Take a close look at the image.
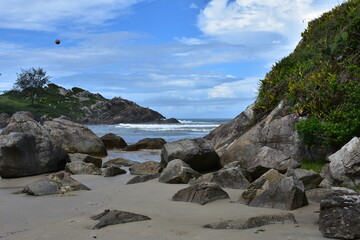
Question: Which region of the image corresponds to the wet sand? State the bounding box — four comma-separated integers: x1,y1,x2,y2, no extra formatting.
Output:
0,170,326,240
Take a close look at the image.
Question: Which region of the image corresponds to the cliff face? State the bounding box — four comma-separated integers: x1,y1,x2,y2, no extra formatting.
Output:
0,84,172,124
207,0,360,164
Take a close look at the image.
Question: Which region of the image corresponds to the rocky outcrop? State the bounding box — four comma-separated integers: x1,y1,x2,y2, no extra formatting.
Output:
319,193,360,239
172,182,230,205
191,165,250,189
218,102,304,167
249,176,308,210
204,213,297,230
23,171,90,196
129,161,162,175
65,161,102,175
322,137,360,188
286,168,323,190
205,103,254,155
100,133,127,149
102,158,140,168
102,166,126,177
91,210,151,229
0,132,68,178
68,153,102,168
159,159,201,184
43,118,107,156
161,138,221,172
124,138,166,151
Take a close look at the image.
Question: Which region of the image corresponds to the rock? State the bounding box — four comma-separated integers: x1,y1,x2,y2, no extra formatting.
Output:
204,213,297,229
91,209,151,229
161,138,221,172
0,112,10,128
220,102,304,167
0,132,68,178
69,153,102,168
239,169,285,204
129,161,162,175
100,133,127,149
159,118,180,124
286,168,323,190
102,158,140,168
172,182,230,205
65,161,102,175
43,118,107,156
23,171,90,196
245,146,300,173
306,187,358,203
205,103,254,156
23,178,59,196
319,193,360,239
191,165,250,189
326,137,360,188
249,176,308,210
102,167,126,177
159,159,201,184
124,138,166,151
126,174,160,184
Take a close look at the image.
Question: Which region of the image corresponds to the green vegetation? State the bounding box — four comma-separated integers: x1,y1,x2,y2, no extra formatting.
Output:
300,159,325,173
254,0,360,150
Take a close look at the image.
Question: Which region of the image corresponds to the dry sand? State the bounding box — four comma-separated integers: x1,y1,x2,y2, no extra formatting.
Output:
0,172,326,240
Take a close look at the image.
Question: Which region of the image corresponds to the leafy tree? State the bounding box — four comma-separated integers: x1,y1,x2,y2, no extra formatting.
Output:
14,67,51,106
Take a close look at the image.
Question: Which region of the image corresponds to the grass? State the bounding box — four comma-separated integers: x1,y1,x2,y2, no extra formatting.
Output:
300,159,325,173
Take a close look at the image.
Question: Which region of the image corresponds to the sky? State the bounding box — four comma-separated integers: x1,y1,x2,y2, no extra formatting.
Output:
0,0,341,119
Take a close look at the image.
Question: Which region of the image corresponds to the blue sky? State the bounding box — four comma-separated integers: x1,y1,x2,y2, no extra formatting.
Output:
0,0,341,118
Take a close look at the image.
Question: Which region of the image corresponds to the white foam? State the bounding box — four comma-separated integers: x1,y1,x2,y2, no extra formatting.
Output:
115,123,220,132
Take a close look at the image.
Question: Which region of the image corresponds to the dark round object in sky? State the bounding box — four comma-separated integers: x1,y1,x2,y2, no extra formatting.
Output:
55,39,60,44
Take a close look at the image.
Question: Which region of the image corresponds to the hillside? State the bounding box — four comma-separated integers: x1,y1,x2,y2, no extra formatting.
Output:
0,83,176,124
253,0,360,150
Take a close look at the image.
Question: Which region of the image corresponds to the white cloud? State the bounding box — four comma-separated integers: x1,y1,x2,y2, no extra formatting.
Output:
189,3,199,9
208,77,259,99
175,37,208,45
0,0,146,31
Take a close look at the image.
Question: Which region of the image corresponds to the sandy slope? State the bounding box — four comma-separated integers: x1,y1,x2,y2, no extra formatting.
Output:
0,173,326,240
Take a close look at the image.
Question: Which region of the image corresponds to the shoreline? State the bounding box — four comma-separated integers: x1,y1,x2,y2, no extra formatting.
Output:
0,173,325,240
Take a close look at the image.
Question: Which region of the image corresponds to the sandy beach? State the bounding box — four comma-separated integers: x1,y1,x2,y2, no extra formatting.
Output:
0,169,326,240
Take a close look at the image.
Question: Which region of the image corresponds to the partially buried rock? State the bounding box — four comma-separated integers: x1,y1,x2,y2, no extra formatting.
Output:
65,161,102,175
23,171,90,196
68,153,102,168
102,158,140,168
191,165,250,189
249,176,308,210
319,193,360,239
204,213,297,229
129,161,162,175
102,167,126,177
159,159,201,184
172,182,229,205
91,209,151,229
100,133,127,149
126,174,160,184
124,138,166,151
161,138,220,172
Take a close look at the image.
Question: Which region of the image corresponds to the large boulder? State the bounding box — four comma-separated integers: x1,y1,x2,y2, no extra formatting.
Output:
306,187,358,203
0,113,11,128
102,166,126,177
124,138,166,151
245,146,300,172
68,153,102,168
159,159,201,184
220,102,304,167
0,132,68,178
100,133,127,149
322,137,360,188
43,118,107,156
23,171,90,196
239,169,285,204
129,161,162,175
172,182,230,205
205,103,254,156
249,176,308,210
161,138,221,172
286,168,323,190
319,193,360,239
191,165,250,189
65,161,102,175
102,158,140,168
